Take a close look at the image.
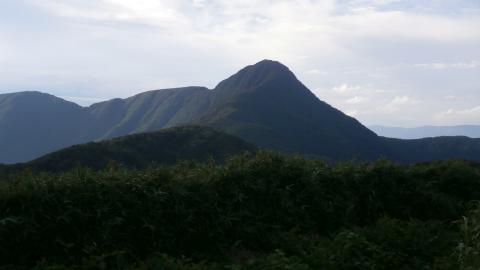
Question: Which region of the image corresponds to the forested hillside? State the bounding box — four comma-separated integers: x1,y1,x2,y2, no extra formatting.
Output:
8,126,255,173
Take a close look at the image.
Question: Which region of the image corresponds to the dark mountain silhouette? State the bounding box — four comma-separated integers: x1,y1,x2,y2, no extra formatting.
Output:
0,126,255,173
382,136,480,163
0,60,479,164
199,60,383,159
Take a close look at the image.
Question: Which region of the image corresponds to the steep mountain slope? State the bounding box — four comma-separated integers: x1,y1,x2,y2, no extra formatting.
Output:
85,87,211,140
370,125,480,139
202,60,383,159
3,126,255,172
0,60,479,164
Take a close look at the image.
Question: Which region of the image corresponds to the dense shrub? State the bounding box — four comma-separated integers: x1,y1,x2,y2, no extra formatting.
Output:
0,151,479,269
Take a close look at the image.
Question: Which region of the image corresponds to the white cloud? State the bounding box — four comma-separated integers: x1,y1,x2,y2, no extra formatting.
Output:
192,0,207,9
414,60,480,70
346,96,369,104
332,8,480,42
333,83,362,94
0,0,479,126
438,106,480,116
391,95,412,104
306,69,327,75
32,0,480,47
435,106,480,124
331,83,390,96
33,0,184,26
345,109,359,117
380,95,420,113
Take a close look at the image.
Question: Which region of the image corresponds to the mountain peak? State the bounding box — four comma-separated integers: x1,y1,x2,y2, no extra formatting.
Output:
213,59,297,95
0,91,47,99
251,59,289,69
0,91,80,107
243,59,292,79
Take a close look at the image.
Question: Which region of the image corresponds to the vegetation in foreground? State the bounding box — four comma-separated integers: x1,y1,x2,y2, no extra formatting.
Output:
1,151,479,269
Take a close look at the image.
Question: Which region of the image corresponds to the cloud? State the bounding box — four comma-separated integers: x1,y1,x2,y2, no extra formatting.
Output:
380,95,420,113
346,96,369,104
306,69,327,75
345,109,359,117
437,106,480,117
33,0,185,27
391,95,412,104
434,106,480,124
32,0,480,45
332,83,390,95
413,60,480,70
333,83,363,94
0,0,479,126
332,7,480,42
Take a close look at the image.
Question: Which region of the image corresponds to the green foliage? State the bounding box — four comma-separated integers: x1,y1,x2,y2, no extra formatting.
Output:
0,151,479,269
456,202,480,270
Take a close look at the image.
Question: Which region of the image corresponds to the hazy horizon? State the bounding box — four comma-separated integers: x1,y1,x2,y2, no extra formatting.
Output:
1,0,479,127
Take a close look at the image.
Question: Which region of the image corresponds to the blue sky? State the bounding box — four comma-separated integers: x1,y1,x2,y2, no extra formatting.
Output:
0,0,479,126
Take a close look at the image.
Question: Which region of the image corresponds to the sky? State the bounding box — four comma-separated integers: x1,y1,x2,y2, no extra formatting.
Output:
0,0,479,127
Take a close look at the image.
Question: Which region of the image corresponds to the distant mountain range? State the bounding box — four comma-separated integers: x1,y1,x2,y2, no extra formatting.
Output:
1,59,479,164
370,125,480,139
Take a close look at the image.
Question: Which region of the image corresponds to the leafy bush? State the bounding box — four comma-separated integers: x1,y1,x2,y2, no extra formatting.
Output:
456,202,480,270
0,151,479,269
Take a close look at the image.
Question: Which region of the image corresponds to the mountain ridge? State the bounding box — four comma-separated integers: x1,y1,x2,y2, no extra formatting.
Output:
0,126,256,173
1,59,479,164
370,124,480,139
